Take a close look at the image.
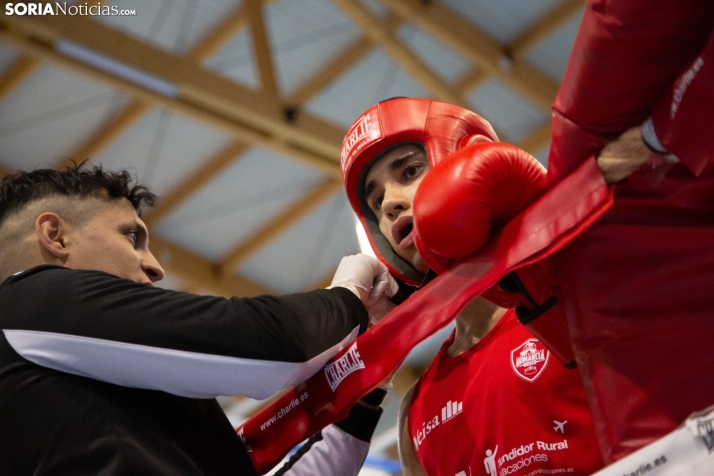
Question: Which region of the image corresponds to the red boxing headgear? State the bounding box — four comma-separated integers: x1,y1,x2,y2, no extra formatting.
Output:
340,97,498,285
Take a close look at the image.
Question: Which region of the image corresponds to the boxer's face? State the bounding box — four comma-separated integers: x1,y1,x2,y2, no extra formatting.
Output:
364,144,429,273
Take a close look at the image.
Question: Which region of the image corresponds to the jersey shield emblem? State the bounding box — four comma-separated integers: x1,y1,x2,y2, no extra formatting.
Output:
510,338,550,382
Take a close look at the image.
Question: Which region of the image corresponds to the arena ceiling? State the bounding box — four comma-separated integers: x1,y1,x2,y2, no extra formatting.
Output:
0,0,585,471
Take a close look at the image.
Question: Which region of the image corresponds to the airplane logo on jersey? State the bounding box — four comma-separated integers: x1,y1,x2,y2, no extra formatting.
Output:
510,338,550,382
554,420,567,433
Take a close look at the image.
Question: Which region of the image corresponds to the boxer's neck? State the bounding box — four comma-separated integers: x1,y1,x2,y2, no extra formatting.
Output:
447,297,506,357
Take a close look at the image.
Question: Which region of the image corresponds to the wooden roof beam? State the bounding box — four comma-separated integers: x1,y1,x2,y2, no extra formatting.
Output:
219,180,340,275
0,0,113,105
518,122,552,156
0,14,344,176
125,3,271,224
454,67,489,96
377,0,559,110
65,99,151,166
312,269,336,291
151,237,275,298
64,1,270,167
0,55,39,104
144,141,250,227
246,0,279,96
63,1,270,238
186,5,250,62
509,0,585,60
287,36,373,108
187,0,275,63
286,14,404,108
334,0,467,108
0,7,285,299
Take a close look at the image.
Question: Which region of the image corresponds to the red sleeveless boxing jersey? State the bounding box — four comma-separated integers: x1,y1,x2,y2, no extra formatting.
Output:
408,310,603,476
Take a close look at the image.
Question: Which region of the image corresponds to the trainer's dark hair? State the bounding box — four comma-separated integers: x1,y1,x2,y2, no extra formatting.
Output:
0,161,157,226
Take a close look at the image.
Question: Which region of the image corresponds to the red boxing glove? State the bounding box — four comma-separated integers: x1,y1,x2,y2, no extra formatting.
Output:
413,142,546,271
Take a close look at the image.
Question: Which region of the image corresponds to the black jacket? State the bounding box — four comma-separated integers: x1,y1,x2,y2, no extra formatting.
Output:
0,265,370,475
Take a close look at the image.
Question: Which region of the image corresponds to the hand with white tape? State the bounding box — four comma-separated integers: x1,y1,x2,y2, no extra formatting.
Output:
328,254,399,306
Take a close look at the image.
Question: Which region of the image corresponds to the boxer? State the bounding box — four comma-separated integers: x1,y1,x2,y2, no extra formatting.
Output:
340,97,604,476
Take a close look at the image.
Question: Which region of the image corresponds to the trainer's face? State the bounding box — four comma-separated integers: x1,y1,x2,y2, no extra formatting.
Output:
63,198,165,286
364,144,430,273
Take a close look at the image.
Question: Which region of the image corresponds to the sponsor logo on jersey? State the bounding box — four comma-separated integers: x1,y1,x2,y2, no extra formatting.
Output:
441,399,463,423
484,447,498,475
496,440,569,475
510,338,550,382
324,343,365,391
412,400,464,450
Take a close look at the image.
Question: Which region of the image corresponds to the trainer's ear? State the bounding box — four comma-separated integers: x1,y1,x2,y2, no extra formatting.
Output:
35,212,69,259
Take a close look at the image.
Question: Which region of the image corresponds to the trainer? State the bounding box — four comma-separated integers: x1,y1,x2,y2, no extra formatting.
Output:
0,164,395,475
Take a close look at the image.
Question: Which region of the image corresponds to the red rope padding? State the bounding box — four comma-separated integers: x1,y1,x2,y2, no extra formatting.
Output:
237,157,613,474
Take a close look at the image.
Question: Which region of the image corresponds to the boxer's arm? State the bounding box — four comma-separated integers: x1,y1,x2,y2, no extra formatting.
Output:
0,265,368,399
399,385,429,476
273,426,370,476
548,0,714,183
273,393,385,476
